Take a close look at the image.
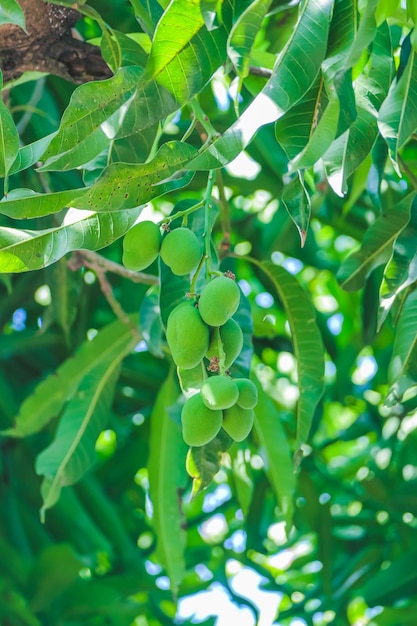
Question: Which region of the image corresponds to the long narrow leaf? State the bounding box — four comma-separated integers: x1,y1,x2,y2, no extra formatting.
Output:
337,193,414,291
148,371,188,596
385,289,417,407
36,345,132,518
1,317,138,437
253,375,296,531
260,261,324,452
227,0,272,79
378,47,417,172
1,142,197,220
188,0,334,170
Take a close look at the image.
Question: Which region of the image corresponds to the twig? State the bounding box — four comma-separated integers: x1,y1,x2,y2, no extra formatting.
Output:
215,170,232,258
248,66,273,79
69,250,159,285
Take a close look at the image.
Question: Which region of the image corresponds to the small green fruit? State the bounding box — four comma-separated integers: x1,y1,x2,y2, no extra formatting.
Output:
181,393,223,446
166,302,209,369
160,227,202,275
201,375,239,410
222,405,254,442
122,221,161,271
206,318,243,368
235,378,258,409
198,275,241,327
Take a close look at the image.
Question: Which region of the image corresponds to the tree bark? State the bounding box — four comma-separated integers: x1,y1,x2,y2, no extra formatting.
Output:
0,0,112,84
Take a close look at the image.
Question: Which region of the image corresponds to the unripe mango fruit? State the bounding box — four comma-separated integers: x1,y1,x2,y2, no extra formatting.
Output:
222,405,254,442
235,378,258,409
206,318,243,368
160,227,202,275
201,375,239,410
166,303,209,369
181,393,223,446
122,220,161,271
198,275,240,327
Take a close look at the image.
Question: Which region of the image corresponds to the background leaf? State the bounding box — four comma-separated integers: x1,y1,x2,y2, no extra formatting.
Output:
260,261,324,451
148,371,188,596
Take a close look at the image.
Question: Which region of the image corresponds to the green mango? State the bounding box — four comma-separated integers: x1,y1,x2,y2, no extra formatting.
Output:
198,275,240,327
122,220,161,271
206,318,243,368
166,302,209,369
222,405,254,442
201,375,239,410
235,378,258,409
181,393,223,446
160,227,202,275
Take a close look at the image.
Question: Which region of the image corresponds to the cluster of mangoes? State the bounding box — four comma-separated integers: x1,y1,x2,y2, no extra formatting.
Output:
122,220,202,276
166,274,258,446
122,221,258,446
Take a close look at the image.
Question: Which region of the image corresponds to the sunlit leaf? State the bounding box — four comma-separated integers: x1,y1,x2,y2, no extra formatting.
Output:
1,142,197,220
227,0,272,80
378,47,417,172
0,207,141,273
188,0,334,170
148,371,188,596
0,0,26,28
0,84,20,180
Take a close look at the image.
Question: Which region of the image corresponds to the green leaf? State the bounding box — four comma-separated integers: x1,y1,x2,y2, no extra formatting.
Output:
186,428,233,496
148,371,188,597
0,207,141,273
280,171,311,246
1,317,138,437
324,22,393,196
227,0,272,80
200,0,223,30
359,547,417,606
253,375,296,530
146,0,203,77
36,354,124,518
188,0,334,170
9,134,56,176
0,89,20,179
378,47,417,172
385,289,417,407
260,261,324,451
40,16,227,170
1,142,197,220
0,0,26,29
379,196,417,328
337,194,414,291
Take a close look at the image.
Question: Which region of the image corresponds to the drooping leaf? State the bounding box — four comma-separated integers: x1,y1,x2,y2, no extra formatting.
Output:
139,286,165,358
42,258,82,345
324,22,393,195
227,0,272,80
260,261,324,452
378,47,417,172
337,193,414,291
0,85,20,180
188,0,334,170
280,171,311,246
1,142,197,220
385,289,417,407
36,342,133,518
186,428,233,496
0,207,142,273
378,196,417,328
148,371,188,597
253,375,296,530
359,547,417,606
0,0,26,29
40,13,228,170
1,317,138,437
